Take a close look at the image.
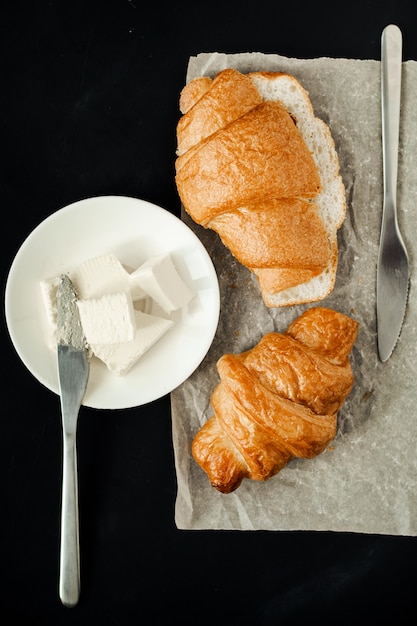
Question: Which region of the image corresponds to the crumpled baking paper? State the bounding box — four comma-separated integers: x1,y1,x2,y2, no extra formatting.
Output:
170,52,417,535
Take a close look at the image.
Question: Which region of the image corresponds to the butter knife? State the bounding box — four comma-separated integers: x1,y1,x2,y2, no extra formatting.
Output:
377,24,409,362
56,274,90,607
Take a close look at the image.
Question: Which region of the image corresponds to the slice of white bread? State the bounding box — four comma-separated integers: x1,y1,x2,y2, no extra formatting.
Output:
176,69,346,307
248,71,346,306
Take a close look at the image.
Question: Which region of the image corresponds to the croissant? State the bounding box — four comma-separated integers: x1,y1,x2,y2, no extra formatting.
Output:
192,307,358,493
175,68,346,307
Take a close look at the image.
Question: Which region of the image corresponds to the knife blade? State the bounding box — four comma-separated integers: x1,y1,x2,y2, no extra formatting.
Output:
376,24,409,362
56,274,89,607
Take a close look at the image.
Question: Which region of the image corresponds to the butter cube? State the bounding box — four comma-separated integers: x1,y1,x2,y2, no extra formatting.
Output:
70,253,131,300
130,254,194,313
76,292,136,344
91,310,174,375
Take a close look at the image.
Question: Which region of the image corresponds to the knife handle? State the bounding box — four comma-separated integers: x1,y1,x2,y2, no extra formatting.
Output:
59,432,80,607
381,24,402,213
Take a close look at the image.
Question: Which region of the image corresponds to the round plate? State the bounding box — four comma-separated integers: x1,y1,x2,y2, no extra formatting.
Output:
5,196,220,409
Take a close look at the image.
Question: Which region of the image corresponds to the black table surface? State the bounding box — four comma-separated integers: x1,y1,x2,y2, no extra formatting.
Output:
2,1,416,624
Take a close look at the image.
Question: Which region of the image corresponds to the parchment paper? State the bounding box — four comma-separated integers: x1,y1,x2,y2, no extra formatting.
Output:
170,52,417,535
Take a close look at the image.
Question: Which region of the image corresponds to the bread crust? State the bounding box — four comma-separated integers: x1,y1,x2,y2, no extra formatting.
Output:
177,68,262,156
175,68,346,306
192,307,358,493
209,197,328,270
176,100,321,225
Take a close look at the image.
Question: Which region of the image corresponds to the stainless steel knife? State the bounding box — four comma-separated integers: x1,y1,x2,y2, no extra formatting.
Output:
377,24,409,362
56,274,90,607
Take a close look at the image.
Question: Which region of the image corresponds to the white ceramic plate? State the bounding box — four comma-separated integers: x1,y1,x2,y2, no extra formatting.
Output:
5,196,220,409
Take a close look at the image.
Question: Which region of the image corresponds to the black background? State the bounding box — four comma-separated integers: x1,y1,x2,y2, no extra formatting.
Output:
2,1,416,624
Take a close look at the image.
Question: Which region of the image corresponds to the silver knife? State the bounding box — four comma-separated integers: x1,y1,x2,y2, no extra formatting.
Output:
376,24,409,362
56,274,90,607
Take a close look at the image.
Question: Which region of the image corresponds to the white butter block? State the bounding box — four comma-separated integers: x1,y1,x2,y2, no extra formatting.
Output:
76,292,136,344
130,254,194,313
70,253,131,300
40,275,60,326
91,310,174,376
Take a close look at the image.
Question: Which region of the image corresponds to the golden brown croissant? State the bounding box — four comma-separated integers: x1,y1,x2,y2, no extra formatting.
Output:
192,307,358,493
175,68,346,307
